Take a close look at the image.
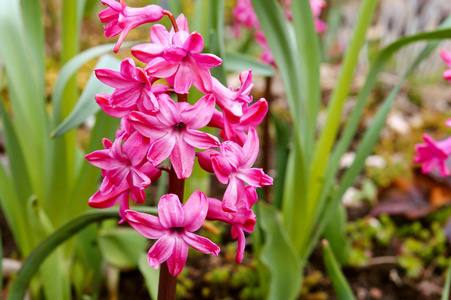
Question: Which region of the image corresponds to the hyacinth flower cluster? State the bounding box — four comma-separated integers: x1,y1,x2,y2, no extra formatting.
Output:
413,48,451,177
86,0,273,276
232,0,327,66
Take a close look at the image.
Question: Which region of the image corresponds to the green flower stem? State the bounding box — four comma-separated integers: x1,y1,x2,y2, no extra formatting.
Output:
6,208,157,300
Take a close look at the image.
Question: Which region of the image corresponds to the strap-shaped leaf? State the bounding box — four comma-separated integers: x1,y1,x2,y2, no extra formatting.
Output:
51,55,121,138
51,42,135,127
258,203,302,300
305,27,451,260
224,52,275,77
6,207,157,300
322,240,356,300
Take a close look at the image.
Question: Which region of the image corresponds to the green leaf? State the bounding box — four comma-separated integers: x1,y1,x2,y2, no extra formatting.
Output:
224,52,275,77
306,0,377,256
258,203,302,300
167,0,182,16
208,0,226,84
20,0,45,92
305,26,451,261
51,42,135,128
323,204,350,265
51,55,121,138
322,240,356,300
138,252,160,300
6,207,157,300
442,260,451,300
271,112,290,209
251,0,308,259
0,96,32,205
98,228,148,269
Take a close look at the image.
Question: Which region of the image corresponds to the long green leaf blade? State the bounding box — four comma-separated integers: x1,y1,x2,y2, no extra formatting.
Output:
51,55,121,137
322,240,356,300
259,203,302,300
6,207,157,300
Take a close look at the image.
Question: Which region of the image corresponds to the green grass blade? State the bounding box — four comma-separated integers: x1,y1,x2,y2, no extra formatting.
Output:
322,240,356,300
224,52,275,77
259,203,302,300
6,207,158,300
51,55,121,138
442,261,451,300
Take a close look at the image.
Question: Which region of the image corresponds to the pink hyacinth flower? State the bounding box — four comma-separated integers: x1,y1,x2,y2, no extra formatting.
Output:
211,70,254,123
132,14,190,64
207,186,257,263
440,49,451,82
86,132,161,220
99,0,164,52
145,30,222,94
95,58,168,114
209,99,268,145
129,94,220,179
125,191,220,276
199,128,273,212
413,134,451,177
232,0,260,38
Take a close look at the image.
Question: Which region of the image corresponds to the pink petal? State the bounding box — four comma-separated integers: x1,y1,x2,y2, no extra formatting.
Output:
186,56,213,94
128,111,169,139
89,184,129,209
197,150,218,173
164,45,188,63
158,194,185,228
182,32,204,53
156,94,181,126
231,226,246,263
125,210,166,239
173,63,193,94
166,236,189,276
148,133,177,165
85,149,120,170
240,99,268,129
180,94,215,129
190,52,222,69
95,68,129,88
148,234,175,269
145,57,179,78
222,176,241,212
241,128,259,169
96,94,131,118
220,141,243,169
211,154,233,184
183,190,208,232
184,129,220,150
150,24,170,45
131,43,164,63
236,168,273,187
122,131,149,165
170,135,195,179
182,231,220,256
